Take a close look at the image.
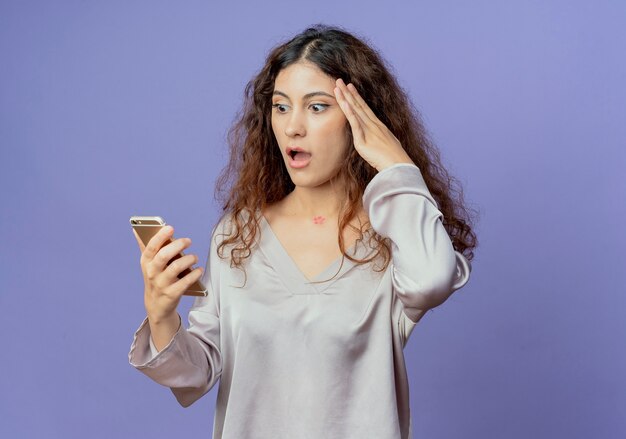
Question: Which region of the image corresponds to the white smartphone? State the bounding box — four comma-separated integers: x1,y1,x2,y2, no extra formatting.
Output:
129,215,207,297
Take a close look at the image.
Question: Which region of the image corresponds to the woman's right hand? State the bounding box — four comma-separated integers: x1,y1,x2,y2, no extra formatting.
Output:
132,225,204,323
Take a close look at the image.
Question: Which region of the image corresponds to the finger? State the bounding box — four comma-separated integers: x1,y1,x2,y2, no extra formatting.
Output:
336,79,377,127
144,225,174,261
335,86,366,144
335,86,366,133
153,237,192,274
163,253,198,283
346,82,385,128
170,266,204,296
132,229,146,254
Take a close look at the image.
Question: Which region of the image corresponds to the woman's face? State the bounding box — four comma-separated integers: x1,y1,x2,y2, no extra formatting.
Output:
271,61,351,187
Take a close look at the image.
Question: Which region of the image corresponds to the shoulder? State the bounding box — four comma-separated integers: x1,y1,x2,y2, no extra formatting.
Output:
211,208,263,247
211,212,234,248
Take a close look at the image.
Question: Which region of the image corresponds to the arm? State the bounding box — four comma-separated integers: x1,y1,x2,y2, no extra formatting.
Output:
128,221,224,407
363,163,471,322
148,311,182,352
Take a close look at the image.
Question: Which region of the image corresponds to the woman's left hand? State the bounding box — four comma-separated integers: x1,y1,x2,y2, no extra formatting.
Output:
334,78,415,172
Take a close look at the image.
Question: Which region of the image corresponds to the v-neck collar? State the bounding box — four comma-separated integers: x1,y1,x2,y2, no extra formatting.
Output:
258,214,374,295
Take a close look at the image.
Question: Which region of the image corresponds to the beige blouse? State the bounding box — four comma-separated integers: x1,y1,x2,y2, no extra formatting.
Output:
128,163,472,438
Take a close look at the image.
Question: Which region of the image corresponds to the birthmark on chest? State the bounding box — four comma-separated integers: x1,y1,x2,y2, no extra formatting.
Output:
312,215,326,225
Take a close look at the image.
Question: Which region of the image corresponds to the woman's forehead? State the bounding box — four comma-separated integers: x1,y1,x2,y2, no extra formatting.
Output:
274,62,335,95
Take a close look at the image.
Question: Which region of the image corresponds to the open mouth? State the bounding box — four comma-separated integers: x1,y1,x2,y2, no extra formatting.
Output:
288,150,312,161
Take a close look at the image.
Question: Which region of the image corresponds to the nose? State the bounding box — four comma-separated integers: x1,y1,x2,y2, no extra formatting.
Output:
284,108,306,138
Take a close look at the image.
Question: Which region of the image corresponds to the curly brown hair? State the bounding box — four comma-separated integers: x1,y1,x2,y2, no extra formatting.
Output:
213,23,479,287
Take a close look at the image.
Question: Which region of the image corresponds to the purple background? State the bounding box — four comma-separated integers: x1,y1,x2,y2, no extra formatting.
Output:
1,1,624,438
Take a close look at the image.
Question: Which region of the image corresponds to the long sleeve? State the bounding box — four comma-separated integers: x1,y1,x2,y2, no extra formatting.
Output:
127,221,224,407
362,163,471,322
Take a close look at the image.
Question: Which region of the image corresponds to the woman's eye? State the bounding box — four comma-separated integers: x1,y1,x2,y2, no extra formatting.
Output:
271,103,328,113
310,103,328,113
272,103,287,113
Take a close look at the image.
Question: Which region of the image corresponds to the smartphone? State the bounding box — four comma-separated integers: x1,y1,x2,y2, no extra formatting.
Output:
129,215,207,297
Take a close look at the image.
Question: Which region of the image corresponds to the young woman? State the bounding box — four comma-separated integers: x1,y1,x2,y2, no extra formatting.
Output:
129,24,478,439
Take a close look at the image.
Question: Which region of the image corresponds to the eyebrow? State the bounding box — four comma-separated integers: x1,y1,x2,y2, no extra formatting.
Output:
272,90,335,100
